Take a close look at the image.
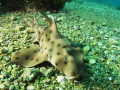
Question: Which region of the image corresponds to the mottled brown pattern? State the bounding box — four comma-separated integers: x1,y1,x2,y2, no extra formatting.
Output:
11,13,85,78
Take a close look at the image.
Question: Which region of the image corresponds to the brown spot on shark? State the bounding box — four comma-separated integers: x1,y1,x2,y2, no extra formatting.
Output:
11,12,85,78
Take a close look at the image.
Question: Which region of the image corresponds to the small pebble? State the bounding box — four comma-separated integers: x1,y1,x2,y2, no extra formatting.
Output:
83,46,90,52
11,16,17,21
0,84,5,89
27,85,35,90
15,26,24,31
56,76,68,83
89,59,96,64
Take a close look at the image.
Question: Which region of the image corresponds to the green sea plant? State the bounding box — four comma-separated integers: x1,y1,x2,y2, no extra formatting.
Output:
1,0,68,12
11,12,85,79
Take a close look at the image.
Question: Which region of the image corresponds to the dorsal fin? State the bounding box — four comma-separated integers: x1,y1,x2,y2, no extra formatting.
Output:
49,21,57,32
39,11,57,32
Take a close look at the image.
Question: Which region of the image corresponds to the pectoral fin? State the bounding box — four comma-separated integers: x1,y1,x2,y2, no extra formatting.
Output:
11,44,47,67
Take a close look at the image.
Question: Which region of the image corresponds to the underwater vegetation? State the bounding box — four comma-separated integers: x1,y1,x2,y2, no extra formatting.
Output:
0,0,68,12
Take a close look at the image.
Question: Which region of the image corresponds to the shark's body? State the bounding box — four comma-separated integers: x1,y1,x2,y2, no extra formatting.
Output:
11,13,85,78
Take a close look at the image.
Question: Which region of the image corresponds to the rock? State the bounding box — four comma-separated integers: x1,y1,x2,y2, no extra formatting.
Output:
27,85,35,90
89,58,96,64
15,26,24,31
83,46,90,52
21,68,41,81
0,84,5,89
56,76,68,83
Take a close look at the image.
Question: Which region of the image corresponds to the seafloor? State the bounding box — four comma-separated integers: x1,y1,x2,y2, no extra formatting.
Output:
0,1,120,90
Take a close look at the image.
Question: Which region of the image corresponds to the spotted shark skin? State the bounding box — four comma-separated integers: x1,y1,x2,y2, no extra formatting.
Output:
11,13,85,78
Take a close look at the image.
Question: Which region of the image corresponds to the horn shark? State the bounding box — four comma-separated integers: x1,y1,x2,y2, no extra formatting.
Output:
11,12,85,79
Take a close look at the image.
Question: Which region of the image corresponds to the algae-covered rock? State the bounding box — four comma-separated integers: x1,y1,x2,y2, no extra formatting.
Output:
1,0,68,12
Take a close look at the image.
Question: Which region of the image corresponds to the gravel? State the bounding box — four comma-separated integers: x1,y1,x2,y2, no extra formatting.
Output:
0,1,120,89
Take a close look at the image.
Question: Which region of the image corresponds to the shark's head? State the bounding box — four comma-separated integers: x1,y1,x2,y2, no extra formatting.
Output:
52,47,85,78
